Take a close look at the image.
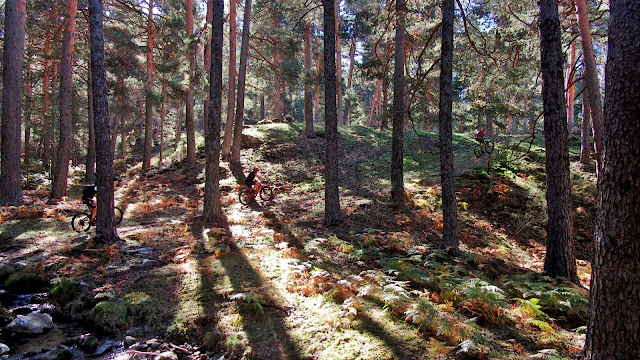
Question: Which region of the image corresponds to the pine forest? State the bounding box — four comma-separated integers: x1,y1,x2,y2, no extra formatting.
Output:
0,0,639,359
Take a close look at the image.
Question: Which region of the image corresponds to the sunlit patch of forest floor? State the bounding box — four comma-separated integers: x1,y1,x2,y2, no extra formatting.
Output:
0,123,596,359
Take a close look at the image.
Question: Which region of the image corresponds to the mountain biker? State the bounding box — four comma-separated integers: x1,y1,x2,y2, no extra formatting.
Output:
245,167,262,194
82,184,98,223
475,128,487,144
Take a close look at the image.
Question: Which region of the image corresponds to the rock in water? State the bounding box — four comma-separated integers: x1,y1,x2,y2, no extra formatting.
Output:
6,313,55,334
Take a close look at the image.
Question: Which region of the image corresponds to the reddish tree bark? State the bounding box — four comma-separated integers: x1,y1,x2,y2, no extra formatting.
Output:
580,92,592,165
51,0,78,199
143,0,155,172
185,0,197,168
575,0,604,174
303,22,315,138
42,33,52,171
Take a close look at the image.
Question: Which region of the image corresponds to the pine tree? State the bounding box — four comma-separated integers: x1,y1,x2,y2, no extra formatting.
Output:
89,0,118,243
204,0,224,224
439,0,458,253
585,1,640,357
0,0,27,206
538,0,578,283
323,0,343,226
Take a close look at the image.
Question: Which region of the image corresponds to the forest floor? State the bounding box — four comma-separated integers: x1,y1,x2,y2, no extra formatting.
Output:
0,123,596,359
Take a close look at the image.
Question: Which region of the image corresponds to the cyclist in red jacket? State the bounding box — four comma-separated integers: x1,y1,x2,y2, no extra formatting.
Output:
475,128,487,144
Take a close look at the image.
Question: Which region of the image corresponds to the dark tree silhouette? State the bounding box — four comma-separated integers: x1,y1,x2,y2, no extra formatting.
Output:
391,0,405,206
0,0,26,206
204,0,224,224
585,1,640,358
538,0,577,282
89,0,118,242
323,0,343,226
230,0,253,172
143,0,155,172
439,0,458,252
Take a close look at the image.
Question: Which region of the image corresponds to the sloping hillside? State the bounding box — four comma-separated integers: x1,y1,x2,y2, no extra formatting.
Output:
0,123,595,359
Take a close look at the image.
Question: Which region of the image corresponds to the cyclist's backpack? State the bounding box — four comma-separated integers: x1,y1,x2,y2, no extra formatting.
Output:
245,170,256,186
82,185,97,200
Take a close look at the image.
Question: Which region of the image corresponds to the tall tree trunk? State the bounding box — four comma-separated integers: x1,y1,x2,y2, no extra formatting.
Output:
50,62,60,177
42,33,52,172
185,0,197,168
566,41,576,129
323,0,343,226
202,0,213,138
314,54,321,124
391,0,405,205
204,0,224,224
347,41,356,88
303,22,315,138
260,94,265,120
230,0,252,170
89,0,118,242
585,2,640,357
160,81,167,166
176,100,184,153
23,70,33,182
86,68,96,183
538,0,578,282
369,78,381,126
143,0,155,172
439,0,458,252
334,0,343,125
272,15,282,120
580,94,591,165
222,0,237,158
485,110,494,138
381,74,389,128
575,0,604,174
51,0,78,199
119,78,126,160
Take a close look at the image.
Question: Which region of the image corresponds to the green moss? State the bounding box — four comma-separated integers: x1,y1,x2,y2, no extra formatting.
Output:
5,269,48,294
91,300,129,334
49,278,81,305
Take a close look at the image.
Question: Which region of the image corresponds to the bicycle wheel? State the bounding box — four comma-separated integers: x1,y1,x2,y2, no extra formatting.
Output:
114,207,123,226
259,186,274,201
71,213,92,232
484,140,495,154
474,143,484,157
239,189,253,205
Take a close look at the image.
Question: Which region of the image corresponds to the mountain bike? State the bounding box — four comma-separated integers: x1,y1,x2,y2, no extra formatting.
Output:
474,139,495,157
72,207,123,232
239,184,275,205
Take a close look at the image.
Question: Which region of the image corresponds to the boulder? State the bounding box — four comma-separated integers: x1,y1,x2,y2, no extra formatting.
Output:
6,313,55,334
0,343,10,355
